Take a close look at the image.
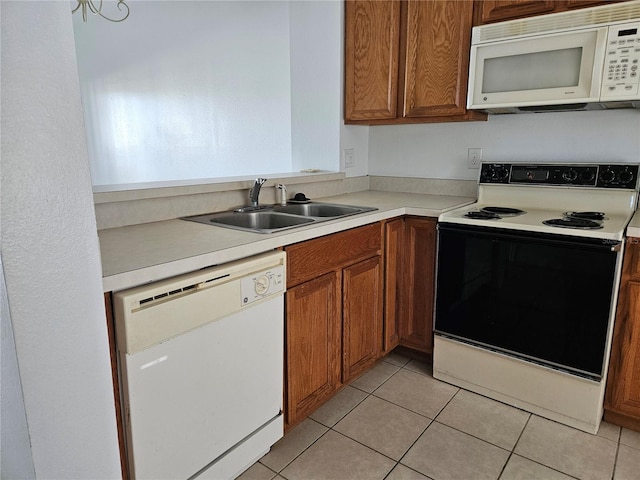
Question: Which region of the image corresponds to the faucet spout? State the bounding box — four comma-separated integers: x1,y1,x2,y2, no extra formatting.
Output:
249,178,267,207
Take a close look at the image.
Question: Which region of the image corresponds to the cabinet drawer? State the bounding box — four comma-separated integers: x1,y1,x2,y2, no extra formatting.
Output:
285,223,382,287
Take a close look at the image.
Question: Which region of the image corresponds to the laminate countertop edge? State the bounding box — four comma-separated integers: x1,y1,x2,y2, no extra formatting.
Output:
99,191,476,292
626,208,640,238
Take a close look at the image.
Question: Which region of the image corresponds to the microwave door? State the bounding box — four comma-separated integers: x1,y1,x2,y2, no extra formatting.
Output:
467,28,608,110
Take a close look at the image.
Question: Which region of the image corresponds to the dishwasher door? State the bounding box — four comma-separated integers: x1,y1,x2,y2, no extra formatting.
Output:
114,251,286,480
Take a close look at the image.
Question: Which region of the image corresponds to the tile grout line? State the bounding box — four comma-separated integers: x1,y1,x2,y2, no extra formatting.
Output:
267,357,409,475
259,418,332,476
495,413,532,480
269,361,411,479
265,354,631,480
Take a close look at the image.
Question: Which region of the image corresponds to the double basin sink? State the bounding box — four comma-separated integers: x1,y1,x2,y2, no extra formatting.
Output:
183,202,378,234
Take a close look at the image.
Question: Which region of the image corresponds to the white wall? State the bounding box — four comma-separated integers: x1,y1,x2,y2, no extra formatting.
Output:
290,1,342,173
1,255,35,480
74,1,294,186
368,110,640,179
74,1,344,187
1,1,121,478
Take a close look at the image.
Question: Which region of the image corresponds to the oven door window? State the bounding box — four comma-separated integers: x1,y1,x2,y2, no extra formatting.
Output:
435,224,618,379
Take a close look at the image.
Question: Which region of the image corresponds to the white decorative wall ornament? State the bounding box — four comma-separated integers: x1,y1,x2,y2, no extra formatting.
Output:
72,0,129,22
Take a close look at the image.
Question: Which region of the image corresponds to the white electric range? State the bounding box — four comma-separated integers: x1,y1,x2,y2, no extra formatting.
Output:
434,162,639,434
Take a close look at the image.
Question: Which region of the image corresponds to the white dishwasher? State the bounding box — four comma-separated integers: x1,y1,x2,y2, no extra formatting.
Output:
114,251,286,480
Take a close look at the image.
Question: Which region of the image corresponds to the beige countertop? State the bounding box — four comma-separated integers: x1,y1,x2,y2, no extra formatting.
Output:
99,191,475,292
627,209,640,238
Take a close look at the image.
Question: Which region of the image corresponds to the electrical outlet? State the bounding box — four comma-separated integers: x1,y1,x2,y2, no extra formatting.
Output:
468,148,482,169
344,148,355,169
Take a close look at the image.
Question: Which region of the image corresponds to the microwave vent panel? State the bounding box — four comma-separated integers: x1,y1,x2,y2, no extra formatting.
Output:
474,0,640,44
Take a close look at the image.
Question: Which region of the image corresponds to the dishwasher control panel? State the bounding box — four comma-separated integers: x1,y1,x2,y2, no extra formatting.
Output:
241,265,285,305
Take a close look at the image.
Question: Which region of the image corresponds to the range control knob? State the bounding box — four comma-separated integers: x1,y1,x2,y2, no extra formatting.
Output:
579,169,595,183
618,168,635,185
254,275,270,295
562,168,578,182
599,168,616,184
484,167,496,180
496,166,509,180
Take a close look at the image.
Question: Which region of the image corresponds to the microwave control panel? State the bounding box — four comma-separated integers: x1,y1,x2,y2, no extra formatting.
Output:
602,22,640,99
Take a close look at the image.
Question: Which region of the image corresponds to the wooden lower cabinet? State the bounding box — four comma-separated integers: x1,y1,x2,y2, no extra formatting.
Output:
383,218,405,353
399,217,438,354
383,216,438,355
284,223,384,428
285,272,342,426
343,256,384,382
604,239,640,431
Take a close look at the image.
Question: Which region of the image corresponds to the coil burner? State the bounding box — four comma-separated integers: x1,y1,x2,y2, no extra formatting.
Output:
542,218,603,230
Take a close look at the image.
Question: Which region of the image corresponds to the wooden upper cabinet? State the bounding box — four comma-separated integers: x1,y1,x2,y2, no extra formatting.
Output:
477,0,556,24
344,0,401,121
403,0,474,117
475,0,628,25
344,0,486,125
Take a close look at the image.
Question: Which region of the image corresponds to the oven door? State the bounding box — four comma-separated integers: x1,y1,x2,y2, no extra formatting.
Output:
434,223,620,380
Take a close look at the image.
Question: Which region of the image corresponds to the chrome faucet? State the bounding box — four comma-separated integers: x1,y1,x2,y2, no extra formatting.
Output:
248,178,267,207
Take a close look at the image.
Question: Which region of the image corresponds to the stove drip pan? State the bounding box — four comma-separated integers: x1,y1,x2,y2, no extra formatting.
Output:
542,218,603,230
564,211,607,221
465,211,501,220
481,207,526,216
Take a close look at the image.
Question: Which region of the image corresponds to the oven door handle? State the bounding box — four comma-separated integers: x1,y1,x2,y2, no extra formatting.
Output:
437,223,621,252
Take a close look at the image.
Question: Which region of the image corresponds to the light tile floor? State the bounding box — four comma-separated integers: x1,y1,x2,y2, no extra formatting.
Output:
239,352,640,480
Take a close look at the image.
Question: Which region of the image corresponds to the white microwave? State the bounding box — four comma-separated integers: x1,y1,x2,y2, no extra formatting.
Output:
467,1,640,113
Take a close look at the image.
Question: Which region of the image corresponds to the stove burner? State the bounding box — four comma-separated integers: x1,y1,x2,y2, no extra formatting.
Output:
481,206,526,216
564,211,607,221
465,211,501,220
542,218,603,230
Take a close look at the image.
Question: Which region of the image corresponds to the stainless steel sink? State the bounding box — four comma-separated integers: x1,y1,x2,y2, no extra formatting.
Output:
272,203,374,217
182,202,377,234
189,211,315,234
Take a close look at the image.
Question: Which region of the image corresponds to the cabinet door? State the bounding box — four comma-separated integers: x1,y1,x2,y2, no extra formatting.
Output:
345,0,401,121
400,217,437,353
342,256,384,382
605,241,640,430
402,0,474,117
384,218,404,353
566,0,621,9
286,272,342,428
477,0,556,24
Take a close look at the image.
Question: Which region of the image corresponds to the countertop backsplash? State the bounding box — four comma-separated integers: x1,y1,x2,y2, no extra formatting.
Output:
93,174,476,230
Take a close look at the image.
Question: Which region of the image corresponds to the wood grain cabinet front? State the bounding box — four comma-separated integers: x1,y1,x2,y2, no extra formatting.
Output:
342,256,384,383
284,223,384,428
383,218,405,353
604,239,640,432
285,272,342,427
400,217,438,354
345,0,486,125
383,216,438,355
475,0,629,24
